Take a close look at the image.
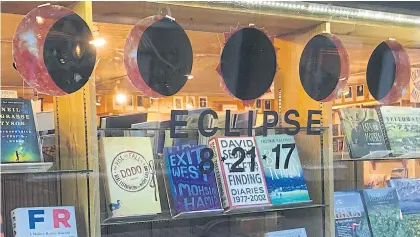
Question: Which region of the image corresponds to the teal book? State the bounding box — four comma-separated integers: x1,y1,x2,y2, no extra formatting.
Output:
1,98,41,163
362,188,403,237
334,191,371,237
256,134,310,205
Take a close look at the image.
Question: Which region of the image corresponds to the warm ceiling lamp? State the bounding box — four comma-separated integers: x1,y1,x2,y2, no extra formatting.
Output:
89,38,106,47
115,93,127,104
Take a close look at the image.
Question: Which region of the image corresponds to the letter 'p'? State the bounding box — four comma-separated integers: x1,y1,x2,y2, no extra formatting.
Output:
53,209,71,228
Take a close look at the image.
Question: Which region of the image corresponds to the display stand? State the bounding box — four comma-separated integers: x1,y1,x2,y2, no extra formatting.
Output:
0,162,53,174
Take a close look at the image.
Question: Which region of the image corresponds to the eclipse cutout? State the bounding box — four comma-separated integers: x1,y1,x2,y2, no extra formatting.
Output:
124,16,193,98
220,27,276,101
299,33,349,102
13,5,96,96
366,40,410,104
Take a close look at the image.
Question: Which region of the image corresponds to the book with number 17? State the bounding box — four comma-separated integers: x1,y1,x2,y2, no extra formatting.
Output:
256,134,311,205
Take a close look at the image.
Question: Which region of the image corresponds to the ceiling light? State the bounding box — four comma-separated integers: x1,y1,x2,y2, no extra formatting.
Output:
89,38,106,47
187,75,194,80
115,93,127,104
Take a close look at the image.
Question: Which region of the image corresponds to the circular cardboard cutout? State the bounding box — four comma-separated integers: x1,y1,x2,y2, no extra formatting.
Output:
220,27,276,101
299,33,349,102
124,16,193,98
13,5,96,96
366,40,410,104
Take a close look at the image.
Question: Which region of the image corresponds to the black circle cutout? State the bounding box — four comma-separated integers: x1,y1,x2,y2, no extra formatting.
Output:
366,42,396,101
43,14,96,94
220,28,276,101
299,35,342,101
137,18,193,96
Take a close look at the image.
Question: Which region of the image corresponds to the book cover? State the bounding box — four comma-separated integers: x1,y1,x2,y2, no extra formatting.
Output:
388,179,420,215
164,145,222,216
334,191,371,237
11,206,77,237
256,134,311,205
378,106,420,155
174,108,212,146
1,98,42,163
209,137,270,209
99,137,161,218
264,228,307,237
362,188,402,237
339,108,388,158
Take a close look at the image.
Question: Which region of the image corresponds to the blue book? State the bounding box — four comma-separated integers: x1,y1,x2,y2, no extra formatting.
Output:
1,98,41,163
362,188,402,237
334,191,371,237
388,179,420,216
256,134,310,205
164,145,222,216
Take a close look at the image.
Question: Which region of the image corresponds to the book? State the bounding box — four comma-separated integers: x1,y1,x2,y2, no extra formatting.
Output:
255,134,311,205
339,108,388,158
364,174,387,189
163,145,222,216
130,120,170,155
390,168,408,179
103,112,148,137
209,137,270,210
11,206,77,237
1,98,42,163
175,108,212,146
264,228,307,237
362,188,402,237
378,106,420,155
99,137,161,218
334,191,371,237
388,179,420,215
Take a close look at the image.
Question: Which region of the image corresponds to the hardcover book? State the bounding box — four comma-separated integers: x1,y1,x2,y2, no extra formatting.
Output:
99,137,161,218
334,191,371,237
209,137,270,210
11,206,77,237
256,134,311,205
339,108,388,158
163,145,222,216
387,178,420,215
264,228,307,237
1,98,42,163
362,188,402,237
378,106,420,155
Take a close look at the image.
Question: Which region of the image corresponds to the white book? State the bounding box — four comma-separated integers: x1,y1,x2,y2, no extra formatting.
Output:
11,206,77,237
99,137,161,218
264,228,307,237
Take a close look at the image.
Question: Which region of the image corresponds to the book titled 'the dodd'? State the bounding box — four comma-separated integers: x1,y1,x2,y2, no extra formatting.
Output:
209,137,270,210
1,98,41,163
164,145,222,216
339,108,387,158
12,206,77,237
362,188,402,237
99,137,161,218
334,191,371,237
256,134,311,205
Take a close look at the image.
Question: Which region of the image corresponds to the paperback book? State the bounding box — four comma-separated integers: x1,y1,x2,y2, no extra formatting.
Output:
339,108,388,158
362,188,402,237
334,191,371,237
387,178,420,215
11,206,77,237
264,228,307,237
378,106,420,155
1,98,42,163
163,145,222,216
209,137,270,210
99,137,161,218
256,134,311,205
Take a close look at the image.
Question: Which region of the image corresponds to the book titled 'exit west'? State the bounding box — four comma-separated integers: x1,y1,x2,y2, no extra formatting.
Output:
209,137,270,210
11,206,77,237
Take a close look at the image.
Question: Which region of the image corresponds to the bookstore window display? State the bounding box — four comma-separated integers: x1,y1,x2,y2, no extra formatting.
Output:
2,1,420,237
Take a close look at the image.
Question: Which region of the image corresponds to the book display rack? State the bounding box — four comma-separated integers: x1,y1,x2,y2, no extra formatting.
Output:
2,1,420,237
